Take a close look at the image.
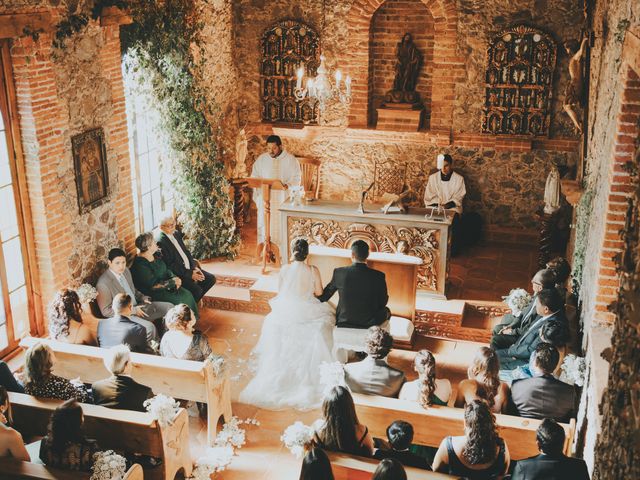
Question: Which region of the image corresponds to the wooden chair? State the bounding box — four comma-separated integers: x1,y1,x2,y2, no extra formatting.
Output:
298,156,321,200
326,452,461,480
19,337,232,446
352,393,576,461
0,458,144,480
9,392,190,480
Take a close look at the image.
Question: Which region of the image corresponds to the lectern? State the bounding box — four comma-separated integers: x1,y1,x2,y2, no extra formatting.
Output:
241,177,286,273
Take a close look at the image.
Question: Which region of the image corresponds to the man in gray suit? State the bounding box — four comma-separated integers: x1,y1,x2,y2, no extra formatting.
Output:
344,326,405,397
96,248,172,342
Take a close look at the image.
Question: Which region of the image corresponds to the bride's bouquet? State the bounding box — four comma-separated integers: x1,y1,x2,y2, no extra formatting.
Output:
502,288,532,317
281,421,320,458
559,354,586,386
76,283,98,305
90,450,127,480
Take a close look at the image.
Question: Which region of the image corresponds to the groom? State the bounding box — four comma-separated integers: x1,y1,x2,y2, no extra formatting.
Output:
318,240,390,328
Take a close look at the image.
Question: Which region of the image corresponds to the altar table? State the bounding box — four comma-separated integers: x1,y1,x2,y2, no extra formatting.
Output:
279,200,453,298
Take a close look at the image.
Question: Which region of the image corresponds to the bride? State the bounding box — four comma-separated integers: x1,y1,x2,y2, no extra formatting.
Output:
239,239,336,410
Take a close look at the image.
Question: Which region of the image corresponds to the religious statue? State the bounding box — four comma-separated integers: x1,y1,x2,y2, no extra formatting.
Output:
233,127,249,179
563,37,589,134
386,33,422,104
543,165,561,214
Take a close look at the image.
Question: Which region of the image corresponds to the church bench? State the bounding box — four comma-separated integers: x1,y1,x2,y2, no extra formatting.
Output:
352,393,576,461
0,457,143,480
325,452,461,480
9,392,190,480
19,337,232,446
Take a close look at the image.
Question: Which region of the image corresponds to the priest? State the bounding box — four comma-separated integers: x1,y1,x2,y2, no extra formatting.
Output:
250,135,301,246
424,153,467,254
423,153,466,214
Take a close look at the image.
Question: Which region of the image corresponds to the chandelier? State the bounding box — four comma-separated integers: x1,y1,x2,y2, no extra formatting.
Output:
294,55,352,114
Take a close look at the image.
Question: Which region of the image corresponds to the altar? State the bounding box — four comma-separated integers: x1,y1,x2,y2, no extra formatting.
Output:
279,200,453,298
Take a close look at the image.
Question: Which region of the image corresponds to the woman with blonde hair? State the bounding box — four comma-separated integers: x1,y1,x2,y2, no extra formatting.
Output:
160,304,212,361
455,347,509,413
398,349,451,407
48,289,95,345
23,343,91,402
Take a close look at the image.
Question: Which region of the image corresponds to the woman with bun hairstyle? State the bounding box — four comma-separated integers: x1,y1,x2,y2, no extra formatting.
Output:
240,238,337,410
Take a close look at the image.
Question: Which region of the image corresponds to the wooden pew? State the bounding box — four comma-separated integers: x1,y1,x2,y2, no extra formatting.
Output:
0,458,144,479
326,452,460,480
352,393,576,461
20,336,231,446
9,392,191,480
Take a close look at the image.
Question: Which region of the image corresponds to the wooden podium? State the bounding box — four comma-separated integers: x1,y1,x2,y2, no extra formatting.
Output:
241,177,286,273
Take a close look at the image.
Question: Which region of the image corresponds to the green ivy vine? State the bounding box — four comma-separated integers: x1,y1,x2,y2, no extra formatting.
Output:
571,186,595,298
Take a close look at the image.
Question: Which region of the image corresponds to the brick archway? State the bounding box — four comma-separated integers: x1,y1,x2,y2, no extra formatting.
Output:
344,0,462,130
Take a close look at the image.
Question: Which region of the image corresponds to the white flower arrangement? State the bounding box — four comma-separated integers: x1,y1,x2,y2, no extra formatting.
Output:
281,421,317,459
214,416,246,448
559,354,586,387
189,446,234,479
319,361,347,397
90,450,127,480
502,288,532,317
77,283,98,304
144,394,180,428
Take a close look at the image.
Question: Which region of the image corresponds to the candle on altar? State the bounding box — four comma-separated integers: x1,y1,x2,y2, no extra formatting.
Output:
345,75,352,96
296,66,304,89
335,69,342,88
307,78,315,98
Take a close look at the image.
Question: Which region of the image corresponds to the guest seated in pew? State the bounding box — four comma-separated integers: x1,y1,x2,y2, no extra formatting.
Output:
510,343,576,422
130,232,199,318
97,294,153,354
344,326,405,398
97,248,174,343
48,289,95,346
92,344,154,412
23,342,91,402
433,399,510,478
372,458,407,480
374,420,431,470
299,446,335,480
39,399,100,472
496,288,566,372
456,346,510,413
546,256,572,301
491,268,556,351
511,418,589,480
0,386,30,461
0,361,23,393
506,320,570,383
155,213,216,303
314,386,374,456
398,349,451,407
160,304,212,361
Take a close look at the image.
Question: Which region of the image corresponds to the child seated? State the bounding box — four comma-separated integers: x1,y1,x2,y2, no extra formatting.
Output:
373,420,431,470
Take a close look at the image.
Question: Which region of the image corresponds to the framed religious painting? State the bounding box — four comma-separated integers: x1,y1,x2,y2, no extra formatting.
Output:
72,127,109,214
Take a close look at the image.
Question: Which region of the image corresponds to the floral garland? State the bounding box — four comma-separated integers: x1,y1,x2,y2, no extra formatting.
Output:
90,450,127,480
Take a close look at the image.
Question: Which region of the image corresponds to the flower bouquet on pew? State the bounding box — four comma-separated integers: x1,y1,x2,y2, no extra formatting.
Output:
144,394,180,427
502,288,532,317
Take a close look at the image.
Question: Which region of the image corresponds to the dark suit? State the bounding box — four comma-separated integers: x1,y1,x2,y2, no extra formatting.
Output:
491,297,540,350
92,375,153,412
511,374,576,422
511,453,590,480
318,262,389,328
374,448,431,470
97,315,151,353
497,311,566,370
155,230,216,302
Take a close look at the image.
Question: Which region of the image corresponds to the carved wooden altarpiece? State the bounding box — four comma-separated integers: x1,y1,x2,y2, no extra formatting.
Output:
482,25,557,136
261,20,319,124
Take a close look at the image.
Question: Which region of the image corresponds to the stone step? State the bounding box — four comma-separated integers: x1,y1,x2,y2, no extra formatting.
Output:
203,284,270,315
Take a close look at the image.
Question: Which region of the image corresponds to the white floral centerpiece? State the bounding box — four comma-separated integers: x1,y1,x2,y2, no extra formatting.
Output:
502,288,532,317
144,394,180,427
319,361,347,397
559,354,586,386
90,450,127,480
77,283,98,305
281,419,323,459
189,446,234,479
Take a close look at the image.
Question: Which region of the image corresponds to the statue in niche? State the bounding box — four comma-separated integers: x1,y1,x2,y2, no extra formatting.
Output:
563,37,589,134
385,33,422,104
494,41,508,64
543,165,561,214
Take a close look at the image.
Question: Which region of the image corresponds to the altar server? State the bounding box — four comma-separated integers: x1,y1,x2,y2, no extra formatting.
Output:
423,153,466,215
251,135,301,245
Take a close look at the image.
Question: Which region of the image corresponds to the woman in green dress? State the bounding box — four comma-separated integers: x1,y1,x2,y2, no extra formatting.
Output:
130,232,199,318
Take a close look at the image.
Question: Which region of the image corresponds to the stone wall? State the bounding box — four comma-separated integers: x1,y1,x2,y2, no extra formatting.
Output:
232,0,582,229
2,4,136,312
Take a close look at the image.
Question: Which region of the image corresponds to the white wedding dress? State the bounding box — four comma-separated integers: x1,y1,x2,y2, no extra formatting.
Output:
239,261,336,410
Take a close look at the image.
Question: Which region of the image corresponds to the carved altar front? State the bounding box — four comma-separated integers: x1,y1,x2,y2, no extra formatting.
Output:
279,200,452,297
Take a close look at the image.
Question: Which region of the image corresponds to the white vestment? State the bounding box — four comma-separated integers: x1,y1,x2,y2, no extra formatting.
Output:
423,170,466,215
251,150,301,244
